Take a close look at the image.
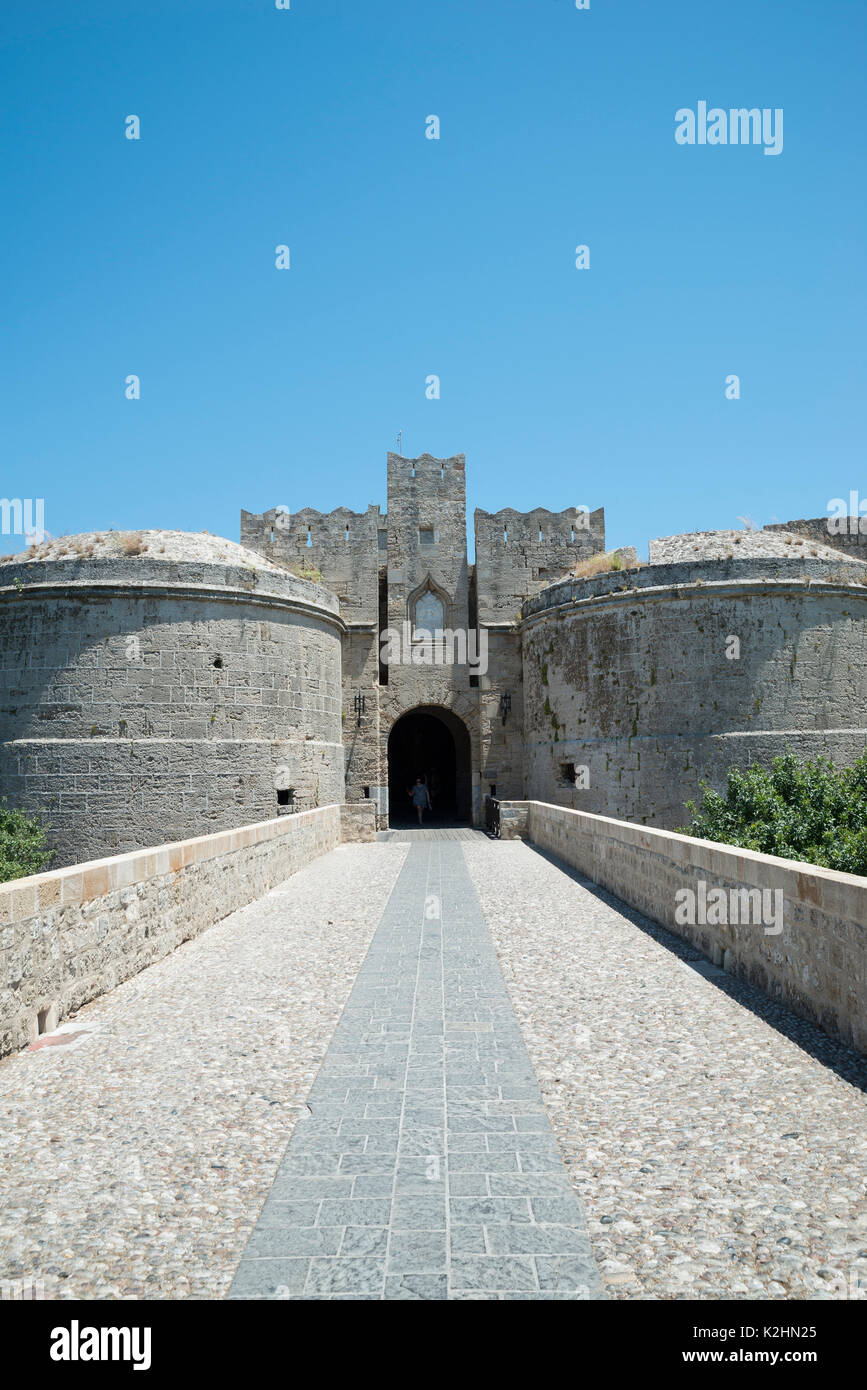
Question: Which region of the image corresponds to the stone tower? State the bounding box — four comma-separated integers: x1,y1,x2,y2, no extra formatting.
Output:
241,450,608,828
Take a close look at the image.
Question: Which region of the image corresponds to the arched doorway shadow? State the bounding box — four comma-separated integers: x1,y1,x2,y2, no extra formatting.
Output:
388,706,472,827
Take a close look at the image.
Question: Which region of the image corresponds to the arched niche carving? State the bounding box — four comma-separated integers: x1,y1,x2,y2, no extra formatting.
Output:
407,575,451,634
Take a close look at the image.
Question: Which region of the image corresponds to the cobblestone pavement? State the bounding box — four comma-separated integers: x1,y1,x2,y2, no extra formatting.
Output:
229,842,604,1300
2,834,865,1302
0,843,408,1300
463,838,867,1301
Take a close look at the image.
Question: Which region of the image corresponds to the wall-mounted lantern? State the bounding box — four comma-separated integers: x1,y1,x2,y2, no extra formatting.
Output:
499,691,512,726
354,692,366,726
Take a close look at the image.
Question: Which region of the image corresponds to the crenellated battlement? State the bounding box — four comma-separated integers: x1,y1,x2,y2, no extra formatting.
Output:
474,505,606,623
241,503,383,623
474,504,602,543
242,456,603,630
387,451,466,482
241,502,383,547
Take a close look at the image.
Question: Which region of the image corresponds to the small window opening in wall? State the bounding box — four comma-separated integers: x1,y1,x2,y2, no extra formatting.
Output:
270,526,274,544
570,526,575,542
539,527,543,542
37,1007,51,1036
411,463,416,477
213,656,223,669
469,673,479,688
419,526,434,546
277,788,292,806
503,528,508,543
560,762,577,785
362,786,370,798
441,464,444,478
489,784,496,798
345,525,349,541
306,527,313,547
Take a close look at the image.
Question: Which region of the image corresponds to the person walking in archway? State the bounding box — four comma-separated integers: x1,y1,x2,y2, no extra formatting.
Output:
408,776,432,826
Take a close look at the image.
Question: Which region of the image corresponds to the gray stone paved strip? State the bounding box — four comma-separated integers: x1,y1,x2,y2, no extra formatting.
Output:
228,842,605,1300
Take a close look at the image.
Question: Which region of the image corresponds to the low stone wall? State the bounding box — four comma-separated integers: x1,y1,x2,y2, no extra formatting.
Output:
499,800,867,1054
0,802,375,1058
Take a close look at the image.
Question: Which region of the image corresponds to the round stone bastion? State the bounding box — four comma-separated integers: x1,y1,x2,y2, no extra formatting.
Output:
0,531,345,866
519,533,867,828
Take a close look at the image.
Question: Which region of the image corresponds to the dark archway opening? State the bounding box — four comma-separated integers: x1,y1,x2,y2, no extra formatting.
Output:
387,706,472,827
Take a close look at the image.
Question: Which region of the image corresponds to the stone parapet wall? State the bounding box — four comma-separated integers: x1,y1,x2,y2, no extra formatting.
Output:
0,803,374,1059
765,517,867,561
521,554,867,620
474,505,606,624
648,529,855,564
240,503,382,625
498,799,867,1054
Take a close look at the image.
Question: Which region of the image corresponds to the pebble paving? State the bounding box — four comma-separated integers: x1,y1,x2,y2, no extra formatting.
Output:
228,841,604,1300
463,838,867,1301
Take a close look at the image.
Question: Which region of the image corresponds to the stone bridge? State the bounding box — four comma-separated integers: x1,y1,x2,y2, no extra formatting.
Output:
0,812,865,1301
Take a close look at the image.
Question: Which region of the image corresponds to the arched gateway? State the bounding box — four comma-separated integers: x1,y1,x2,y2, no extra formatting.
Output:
387,706,472,826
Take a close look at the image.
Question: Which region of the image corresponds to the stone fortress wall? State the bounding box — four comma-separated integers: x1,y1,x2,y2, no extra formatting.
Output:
0,531,344,865
3,457,866,864
239,500,386,814
520,541,867,827
240,502,382,626
474,505,606,625
240,460,605,823
241,456,613,823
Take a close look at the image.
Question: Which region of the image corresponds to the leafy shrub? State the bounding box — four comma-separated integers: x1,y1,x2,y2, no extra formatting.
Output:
0,801,55,882
678,751,867,877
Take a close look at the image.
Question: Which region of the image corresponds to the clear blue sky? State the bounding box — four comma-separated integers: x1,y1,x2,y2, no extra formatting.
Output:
2,0,865,558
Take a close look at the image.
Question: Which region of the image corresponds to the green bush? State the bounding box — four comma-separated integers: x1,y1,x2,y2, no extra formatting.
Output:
0,800,55,882
678,751,867,877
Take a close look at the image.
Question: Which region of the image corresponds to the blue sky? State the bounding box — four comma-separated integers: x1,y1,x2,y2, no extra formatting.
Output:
1,0,865,558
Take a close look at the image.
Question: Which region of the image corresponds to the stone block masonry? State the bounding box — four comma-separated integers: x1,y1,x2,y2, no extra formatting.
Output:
520,553,867,827
242,454,611,828
474,505,606,626
228,841,604,1300
0,801,375,1059
765,516,867,563
241,503,382,627
0,531,345,864
497,799,867,1055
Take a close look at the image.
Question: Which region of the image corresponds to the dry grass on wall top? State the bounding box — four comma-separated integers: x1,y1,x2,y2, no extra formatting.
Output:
571,549,643,580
